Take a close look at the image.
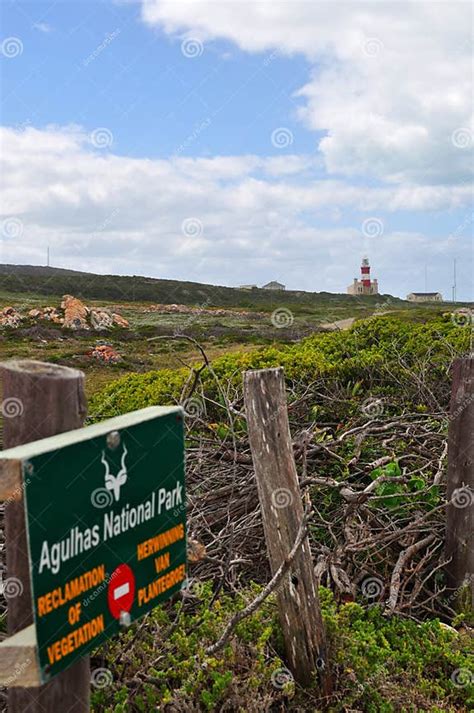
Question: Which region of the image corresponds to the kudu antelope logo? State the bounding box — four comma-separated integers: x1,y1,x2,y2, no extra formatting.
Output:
101,431,128,502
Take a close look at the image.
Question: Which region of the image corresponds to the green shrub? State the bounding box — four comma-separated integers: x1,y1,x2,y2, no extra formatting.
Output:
89,315,470,421
88,315,472,711
91,584,473,712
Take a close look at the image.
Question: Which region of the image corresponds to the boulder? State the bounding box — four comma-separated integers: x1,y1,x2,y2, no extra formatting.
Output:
112,313,129,328
37,306,62,324
90,344,122,363
0,297,129,332
90,309,114,331
50,310,64,325
28,308,43,319
61,295,89,330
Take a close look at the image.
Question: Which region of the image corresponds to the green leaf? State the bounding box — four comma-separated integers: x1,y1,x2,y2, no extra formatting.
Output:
384,461,401,477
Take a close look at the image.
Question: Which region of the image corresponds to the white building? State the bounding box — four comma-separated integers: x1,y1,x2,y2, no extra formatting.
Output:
407,292,443,302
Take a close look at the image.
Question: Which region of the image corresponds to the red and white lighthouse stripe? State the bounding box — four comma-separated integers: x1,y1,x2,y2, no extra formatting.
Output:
361,258,371,288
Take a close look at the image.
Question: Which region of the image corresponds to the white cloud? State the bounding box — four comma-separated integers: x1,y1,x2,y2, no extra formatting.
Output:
1,125,471,297
141,0,473,184
33,22,53,33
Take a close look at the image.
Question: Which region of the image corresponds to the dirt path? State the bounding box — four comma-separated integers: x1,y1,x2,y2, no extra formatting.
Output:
321,310,395,331
320,317,356,331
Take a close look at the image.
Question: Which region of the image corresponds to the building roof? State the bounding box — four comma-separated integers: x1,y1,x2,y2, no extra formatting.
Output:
409,292,441,296
262,280,285,288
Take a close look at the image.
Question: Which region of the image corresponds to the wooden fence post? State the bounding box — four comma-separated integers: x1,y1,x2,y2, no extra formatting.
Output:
445,356,474,611
2,360,90,712
243,367,331,695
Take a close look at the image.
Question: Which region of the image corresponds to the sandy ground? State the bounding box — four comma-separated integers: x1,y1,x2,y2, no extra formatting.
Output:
321,317,356,330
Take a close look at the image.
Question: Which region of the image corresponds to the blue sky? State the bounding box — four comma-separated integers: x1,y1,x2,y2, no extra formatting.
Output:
1,0,472,300
2,1,315,156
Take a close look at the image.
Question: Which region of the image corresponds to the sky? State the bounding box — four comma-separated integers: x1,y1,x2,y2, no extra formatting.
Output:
1,0,473,300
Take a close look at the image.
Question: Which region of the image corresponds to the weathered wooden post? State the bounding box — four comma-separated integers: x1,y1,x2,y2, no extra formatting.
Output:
243,367,331,695
2,360,90,712
445,356,474,611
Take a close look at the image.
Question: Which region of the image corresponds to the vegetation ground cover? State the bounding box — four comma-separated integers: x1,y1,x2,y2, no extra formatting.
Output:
87,311,473,711
0,282,472,711
90,584,472,712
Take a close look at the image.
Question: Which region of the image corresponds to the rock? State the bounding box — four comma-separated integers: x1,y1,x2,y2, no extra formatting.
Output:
0,306,22,328
90,344,122,363
90,309,114,331
0,297,128,332
0,314,21,328
61,295,89,330
42,307,63,323
112,313,129,328
28,306,64,323
49,310,64,325
28,308,43,319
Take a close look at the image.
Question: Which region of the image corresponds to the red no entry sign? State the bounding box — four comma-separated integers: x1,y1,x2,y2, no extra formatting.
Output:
108,564,135,620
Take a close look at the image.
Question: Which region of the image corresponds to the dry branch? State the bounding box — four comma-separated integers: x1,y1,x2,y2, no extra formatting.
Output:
206,506,312,655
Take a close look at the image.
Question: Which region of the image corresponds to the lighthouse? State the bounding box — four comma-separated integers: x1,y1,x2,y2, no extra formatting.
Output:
347,257,379,295
361,257,371,288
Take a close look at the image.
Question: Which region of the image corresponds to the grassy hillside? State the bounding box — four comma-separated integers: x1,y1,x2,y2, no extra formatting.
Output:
0,264,413,402
0,263,406,310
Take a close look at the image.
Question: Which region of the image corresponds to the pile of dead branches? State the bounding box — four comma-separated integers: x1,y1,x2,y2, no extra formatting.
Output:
183,358,455,623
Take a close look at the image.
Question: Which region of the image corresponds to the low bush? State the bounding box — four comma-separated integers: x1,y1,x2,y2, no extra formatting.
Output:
91,584,473,712
90,315,469,421
89,314,472,711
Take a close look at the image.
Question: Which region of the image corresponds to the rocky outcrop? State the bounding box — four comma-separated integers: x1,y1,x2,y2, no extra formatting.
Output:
2,296,129,331
61,295,89,330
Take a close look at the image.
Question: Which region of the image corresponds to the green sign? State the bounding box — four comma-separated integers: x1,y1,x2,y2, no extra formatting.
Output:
4,406,186,682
